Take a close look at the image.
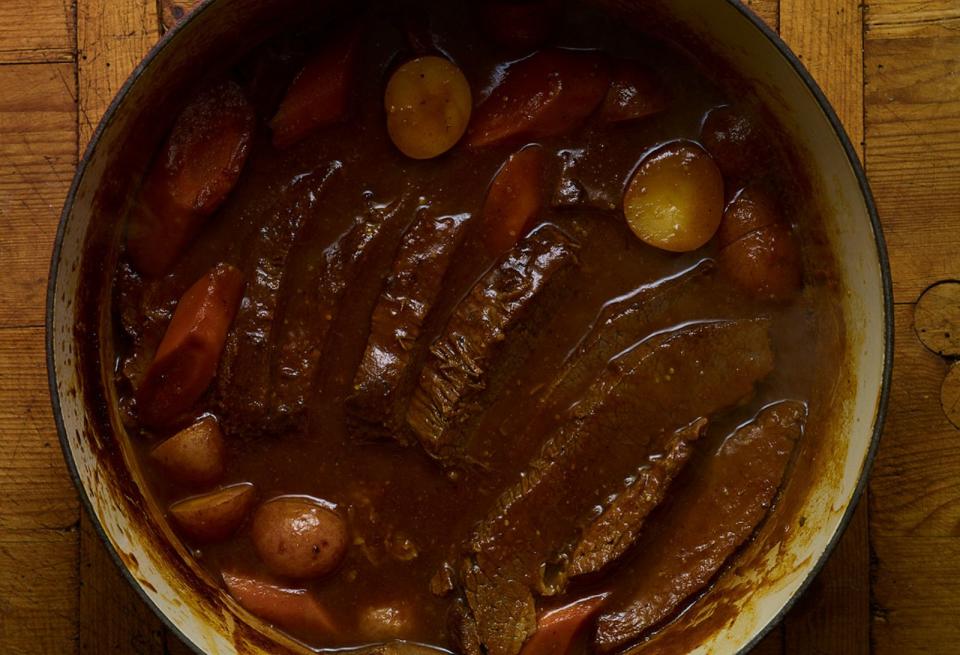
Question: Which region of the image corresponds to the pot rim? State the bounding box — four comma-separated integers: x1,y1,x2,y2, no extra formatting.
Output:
45,1,894,654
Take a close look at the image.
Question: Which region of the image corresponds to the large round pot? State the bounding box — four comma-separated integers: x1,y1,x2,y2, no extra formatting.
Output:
47,1,892,653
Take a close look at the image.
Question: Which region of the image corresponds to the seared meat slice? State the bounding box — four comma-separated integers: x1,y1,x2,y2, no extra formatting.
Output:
270,197,408,426
216,163,341,432
594,400,805,651
406,224,579,461
347,211,472,442
456,319,775,655
564,417,707,580
539,259,713,417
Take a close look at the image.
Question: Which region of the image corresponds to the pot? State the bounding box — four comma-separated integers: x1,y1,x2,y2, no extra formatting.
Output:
47,1,892,653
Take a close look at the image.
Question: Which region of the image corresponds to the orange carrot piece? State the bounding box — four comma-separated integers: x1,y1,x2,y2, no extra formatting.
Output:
223,571,338,636
465,49,610,148
520,594,609,655
127,80,254,276
482,144,545,255
270,25,361,149
480,0,561,50
137,263,245,427
598,60,668,124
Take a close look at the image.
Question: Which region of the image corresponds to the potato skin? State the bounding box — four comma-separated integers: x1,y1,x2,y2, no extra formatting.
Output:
251,496,348,579
150,415,225,487
169,482,256,542
719,223,802,302
718,187,779,248
358,601,416,641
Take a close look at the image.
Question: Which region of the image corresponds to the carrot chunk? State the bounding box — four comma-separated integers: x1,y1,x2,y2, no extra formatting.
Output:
520,595,608,655
270,25,361,149
223,571,338,636
127,80,254,276
466,49,610,148
137,263,245,427
482,144,545,255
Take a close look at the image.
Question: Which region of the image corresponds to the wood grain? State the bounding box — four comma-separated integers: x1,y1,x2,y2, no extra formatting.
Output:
0,62,77,329
864,32,960,302
76,1,166,652
0,327,78,654
0,0,74,64
865,1,960,40
914,281,960,357
942,362,960,430
742,0,780,30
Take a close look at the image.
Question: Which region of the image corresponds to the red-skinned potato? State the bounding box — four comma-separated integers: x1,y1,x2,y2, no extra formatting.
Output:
623,140,724,252
699,105,770,184
482,144,545,256
136,263,245,428
717,186,779,248
150,415,225,487
169,482,255,542
358,601,417,641
223,571,337,636
465,49,610,148
720,222,802,302
385,56,472,160
251,496,348,579
520,594,608,655
599,60,668,124
480,0,561,50
270,25,361,149
127,80,254,276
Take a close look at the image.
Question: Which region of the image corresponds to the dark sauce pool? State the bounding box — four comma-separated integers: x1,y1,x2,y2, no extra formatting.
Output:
113,2,845,653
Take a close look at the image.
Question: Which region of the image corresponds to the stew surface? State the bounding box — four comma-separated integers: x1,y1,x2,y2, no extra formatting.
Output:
114,2,845,653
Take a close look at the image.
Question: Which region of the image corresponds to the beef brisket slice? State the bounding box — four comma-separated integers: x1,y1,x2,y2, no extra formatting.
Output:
594,400,805,651
216,163,340,432
458,319,775,655
406,224,578,461
347,211,472,441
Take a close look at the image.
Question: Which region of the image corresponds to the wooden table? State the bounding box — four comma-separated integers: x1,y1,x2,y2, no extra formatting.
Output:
1,0,957,652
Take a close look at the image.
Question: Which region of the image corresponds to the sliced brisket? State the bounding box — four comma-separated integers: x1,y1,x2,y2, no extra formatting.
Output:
406,224,579,462
456,319,775,655
347,211,472,442
593,400,805,651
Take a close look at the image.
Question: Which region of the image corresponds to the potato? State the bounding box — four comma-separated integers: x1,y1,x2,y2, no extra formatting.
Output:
623,141,724,252
358,601,417,641
481,144,545,256
136,263,244,427
699,105,770,184
599,60,669,124
169,482,255,543
385,56,472,159
719,223,802,302
223,571,337,636
150,415,225,487
251,496,348,579
718,186,779,248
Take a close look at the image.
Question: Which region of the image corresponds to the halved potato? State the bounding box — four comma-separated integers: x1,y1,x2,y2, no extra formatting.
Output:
150,415,225,487
599,60,668,124
623,141,724,252
169,482,255,542
385,55,472,159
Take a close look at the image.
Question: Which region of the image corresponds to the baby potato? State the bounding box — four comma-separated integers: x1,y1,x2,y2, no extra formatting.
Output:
699,105,770,184
599,60,669,124
358,601,417,641
150,415,225,487
719,223,802,302
385,56,472,159
623,141,724,252
251,496,348,579
169,482,255,543
718,186,779,248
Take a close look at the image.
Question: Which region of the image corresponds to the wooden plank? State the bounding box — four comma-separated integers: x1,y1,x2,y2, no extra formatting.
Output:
0,326,78,654
872,536,960,654
76,1,164,652
777,1,870,653
865,1,960,40
871,305,960,536
0,0,74,64
0,62,77,329
864,34,960,302
0,529,79,653
742,0,780,31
